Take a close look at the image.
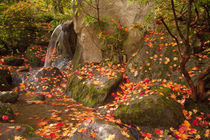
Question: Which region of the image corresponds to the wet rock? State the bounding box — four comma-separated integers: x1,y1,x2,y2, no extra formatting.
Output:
4,57,24,66
0,91,19,103
0,123,44,140
114,91,184,129
0,103,14,122
0,66,13,91
70,118,134,140
25,67,63,92
65,70,122,107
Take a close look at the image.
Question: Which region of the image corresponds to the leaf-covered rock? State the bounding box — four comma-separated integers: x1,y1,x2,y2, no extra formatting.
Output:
65,70,122,107
70,118,134,140
126,32,210,84
114,88,185,129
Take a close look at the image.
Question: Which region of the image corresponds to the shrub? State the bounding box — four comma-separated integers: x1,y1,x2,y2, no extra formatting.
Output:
0,2,37,53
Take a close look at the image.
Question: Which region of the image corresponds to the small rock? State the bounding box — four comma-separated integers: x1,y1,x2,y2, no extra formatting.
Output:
0,91,19,103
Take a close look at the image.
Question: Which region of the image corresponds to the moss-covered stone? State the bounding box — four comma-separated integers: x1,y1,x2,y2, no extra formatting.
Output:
0,103,14,122
25,45,44,67
4,57,24,66
65,73,122,107
0,91,19,103
0,66,12,91
114,93,184,129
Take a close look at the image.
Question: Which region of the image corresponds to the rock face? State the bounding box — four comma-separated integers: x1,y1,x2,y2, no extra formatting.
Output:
0,66,12,91
72,0,154,65
65,71,122,107
114,92,184,129
0,123,42,140
0,91,19,103
0,103,14,122
25,67,63,92
4,57,24,66
70,118,134,140
61,20,77,59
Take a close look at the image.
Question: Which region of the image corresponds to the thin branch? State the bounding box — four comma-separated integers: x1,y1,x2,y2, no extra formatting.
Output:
160,17,183,58
171,0,187,46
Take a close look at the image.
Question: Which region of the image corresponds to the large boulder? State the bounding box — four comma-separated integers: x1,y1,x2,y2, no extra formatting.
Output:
70,118,134,140
3,57,24,66
24,67,63,92
0,66,13,91
0,103,14,122
0,91,19,103
65,69,122,107
113,88,185,129
0,123,44,140
72,0,154,65
126,32,210,84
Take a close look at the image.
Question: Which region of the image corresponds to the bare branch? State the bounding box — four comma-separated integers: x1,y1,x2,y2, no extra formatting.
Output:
171,0,187,45
160,17,183,58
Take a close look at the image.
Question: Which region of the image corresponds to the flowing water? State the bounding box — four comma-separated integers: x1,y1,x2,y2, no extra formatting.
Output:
44,24,63,67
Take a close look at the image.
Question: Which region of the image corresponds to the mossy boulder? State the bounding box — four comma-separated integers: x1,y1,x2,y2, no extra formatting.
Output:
70,118,134,140
0,66,12,91
0,103,14,122
114,93,184,129
0,91,19,103
25,45,46,67
4,57,24,66
0,123,43,140
25,67,63,92
65,72,122,107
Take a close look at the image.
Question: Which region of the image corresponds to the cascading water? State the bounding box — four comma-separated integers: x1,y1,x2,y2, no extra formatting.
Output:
44,24,63,67
44,21,77,69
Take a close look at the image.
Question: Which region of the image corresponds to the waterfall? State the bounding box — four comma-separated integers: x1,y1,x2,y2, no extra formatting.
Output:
44,21,76,69
44,24,63,67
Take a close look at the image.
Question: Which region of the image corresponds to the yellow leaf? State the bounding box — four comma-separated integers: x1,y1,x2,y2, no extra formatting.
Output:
121,131,130,138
